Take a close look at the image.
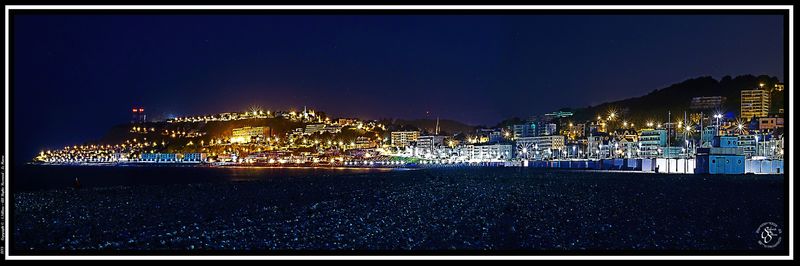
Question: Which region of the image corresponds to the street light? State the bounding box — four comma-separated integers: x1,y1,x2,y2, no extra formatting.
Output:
755,135,759,157
685,139,690,158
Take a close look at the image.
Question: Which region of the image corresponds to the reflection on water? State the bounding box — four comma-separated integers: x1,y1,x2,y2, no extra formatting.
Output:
12,165,401,192
223,166,400,182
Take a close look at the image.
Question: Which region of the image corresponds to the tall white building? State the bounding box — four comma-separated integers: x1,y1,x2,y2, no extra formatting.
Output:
416,135,446,151
467,144,513,161
639,129,666,158
391,131,420,148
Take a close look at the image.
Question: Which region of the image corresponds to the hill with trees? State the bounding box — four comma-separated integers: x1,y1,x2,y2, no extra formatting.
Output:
562,74,783,125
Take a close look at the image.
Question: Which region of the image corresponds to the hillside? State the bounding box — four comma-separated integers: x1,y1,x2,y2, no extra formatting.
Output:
98,118,305,144
91,74,783,149
565,74,783,124
94,117,351,154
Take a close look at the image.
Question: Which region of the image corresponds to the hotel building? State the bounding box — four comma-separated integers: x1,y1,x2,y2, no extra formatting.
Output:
391,131,420,148
741,89,770,120
231,126,270,144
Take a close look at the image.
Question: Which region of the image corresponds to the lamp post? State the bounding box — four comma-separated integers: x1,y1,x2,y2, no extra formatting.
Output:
756,135,761,156
522,147,529,161
572,146,576,159
685,139,689,159
614,142,618,159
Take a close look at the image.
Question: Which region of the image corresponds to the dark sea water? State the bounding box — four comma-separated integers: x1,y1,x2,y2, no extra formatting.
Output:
11,166,786,252
12,164,395,192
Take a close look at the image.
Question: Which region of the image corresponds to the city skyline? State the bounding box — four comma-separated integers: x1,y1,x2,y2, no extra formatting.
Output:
12,14,784,161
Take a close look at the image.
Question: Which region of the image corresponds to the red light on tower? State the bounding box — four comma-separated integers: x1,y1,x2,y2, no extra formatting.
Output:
132,106,145,123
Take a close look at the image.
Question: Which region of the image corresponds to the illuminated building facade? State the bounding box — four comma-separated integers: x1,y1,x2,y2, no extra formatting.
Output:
689,96,726,111
741,89,770,120
416,135,446,151
391,131,420,148
231,126,271,144
305,124,327,135
338,118,357,126
467,144,513,161
355,136,376,149
515,135,566,159
538,123,558,136
140,153,177,162
758,117,784,130
544,111,574,119
639,129,667,158
512,123,535,139
737,135,757,157
182,153,207,162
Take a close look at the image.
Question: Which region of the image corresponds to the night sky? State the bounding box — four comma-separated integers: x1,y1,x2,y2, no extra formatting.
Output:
12,14,784,161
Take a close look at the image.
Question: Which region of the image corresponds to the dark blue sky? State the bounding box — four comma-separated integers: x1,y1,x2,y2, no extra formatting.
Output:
13,14,784,160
